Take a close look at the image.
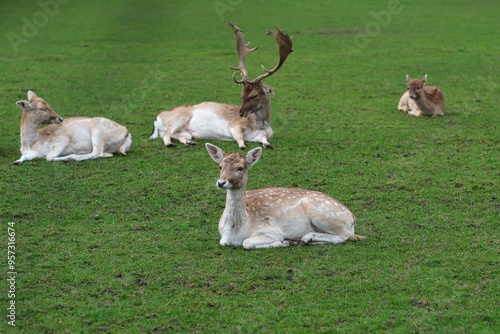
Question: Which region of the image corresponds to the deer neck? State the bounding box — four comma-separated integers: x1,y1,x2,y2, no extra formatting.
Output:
19,112,40,148
254,95,271,127
221,186,249,230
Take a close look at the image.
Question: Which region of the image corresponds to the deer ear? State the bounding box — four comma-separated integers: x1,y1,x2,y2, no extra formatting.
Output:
27,90,37,100
206,143,225,164
246,147,262,168
16,100,32,110
263,85,274,95
423,74,427,86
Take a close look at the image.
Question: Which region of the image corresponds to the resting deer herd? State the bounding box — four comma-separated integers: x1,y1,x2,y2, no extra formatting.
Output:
11,22,447,249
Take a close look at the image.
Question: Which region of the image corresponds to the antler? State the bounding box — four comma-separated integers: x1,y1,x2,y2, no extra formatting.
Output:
250,26,293,84
230,22,258,84
230,22,293,85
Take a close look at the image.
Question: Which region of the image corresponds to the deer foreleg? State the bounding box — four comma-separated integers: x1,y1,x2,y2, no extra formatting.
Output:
398,92,410,112
230,127,246,150
407,99,422,117
45,139,71,161
301,232,351,245
13,150,41,165
399,92,422,116
242,236,290,249
259,137,273,149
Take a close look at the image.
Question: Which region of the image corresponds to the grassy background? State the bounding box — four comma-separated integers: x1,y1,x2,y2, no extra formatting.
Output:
1,0,499,332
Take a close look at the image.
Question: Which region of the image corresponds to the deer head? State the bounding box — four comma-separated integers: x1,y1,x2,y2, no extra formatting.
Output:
16,90,64,126
230,22,293,117
206,143,261,190
406,74,427,100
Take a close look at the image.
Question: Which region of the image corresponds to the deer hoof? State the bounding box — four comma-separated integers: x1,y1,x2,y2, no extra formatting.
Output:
166,143,175,148
264,143,274,150
239,146,247,150
300,236,313,245
187,141,197,146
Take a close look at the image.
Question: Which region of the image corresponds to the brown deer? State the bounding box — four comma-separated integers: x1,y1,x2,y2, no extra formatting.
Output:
150,22,293,150
13,90,132,164
398,74,445,117
206,143,365,249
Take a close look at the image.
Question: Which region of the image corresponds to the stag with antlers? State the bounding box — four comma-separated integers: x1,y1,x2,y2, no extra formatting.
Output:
150,22,293,149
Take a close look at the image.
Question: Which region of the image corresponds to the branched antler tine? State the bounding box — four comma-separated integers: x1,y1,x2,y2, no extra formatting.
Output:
229,22,258,84
247,25,293,84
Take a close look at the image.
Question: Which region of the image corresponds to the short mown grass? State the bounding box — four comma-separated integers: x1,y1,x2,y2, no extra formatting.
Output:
0,0,498,332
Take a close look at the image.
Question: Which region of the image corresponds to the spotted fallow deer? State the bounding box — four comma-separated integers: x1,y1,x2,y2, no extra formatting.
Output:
150,22,293,150
205,143,365,249
398,74,445,117
13,90,132,164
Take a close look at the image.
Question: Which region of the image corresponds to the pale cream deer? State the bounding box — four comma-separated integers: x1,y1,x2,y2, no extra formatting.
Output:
398,74,445,117
205,143,365,249
150,22,293,150
14,90,132,164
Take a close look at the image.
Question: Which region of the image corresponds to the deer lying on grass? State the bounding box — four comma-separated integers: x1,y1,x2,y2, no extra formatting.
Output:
398,74,445,117
150,22,293,150
206,143,365,249
13,90,132,164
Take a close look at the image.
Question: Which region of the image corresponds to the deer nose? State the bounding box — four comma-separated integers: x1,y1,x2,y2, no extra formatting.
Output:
217,180,227,188
52,116,64,124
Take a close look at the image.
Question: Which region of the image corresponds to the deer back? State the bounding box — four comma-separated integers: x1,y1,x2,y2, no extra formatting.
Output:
422,86,445,110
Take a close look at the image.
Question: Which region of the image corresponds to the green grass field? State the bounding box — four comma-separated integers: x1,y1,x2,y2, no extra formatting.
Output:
1,0,499,332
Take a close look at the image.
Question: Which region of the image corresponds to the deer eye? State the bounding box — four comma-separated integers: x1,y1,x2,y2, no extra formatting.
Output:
237,166,244,172
251,94,259,99
219,165,222,170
